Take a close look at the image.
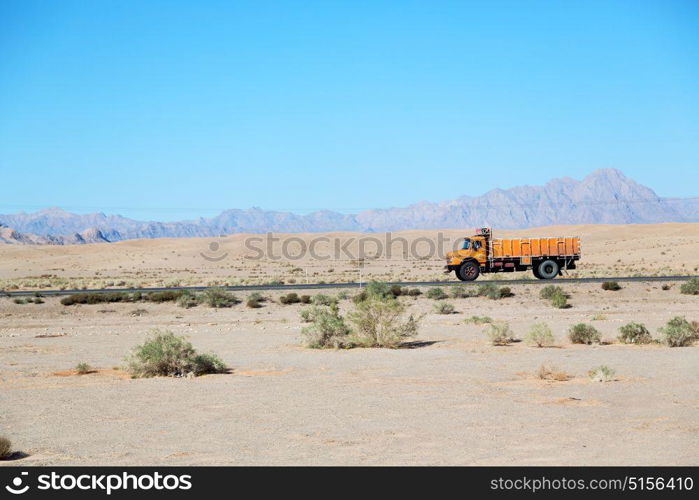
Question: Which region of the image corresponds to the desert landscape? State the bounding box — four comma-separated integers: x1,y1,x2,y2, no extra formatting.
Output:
1,223,698,465
1,223,699,291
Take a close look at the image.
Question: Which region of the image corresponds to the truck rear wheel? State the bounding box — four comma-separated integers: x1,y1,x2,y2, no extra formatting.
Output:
537,259,559,279
532,267,542,279
457,261,480,281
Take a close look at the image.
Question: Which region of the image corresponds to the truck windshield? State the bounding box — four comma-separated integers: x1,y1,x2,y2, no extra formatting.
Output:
462,239,470,250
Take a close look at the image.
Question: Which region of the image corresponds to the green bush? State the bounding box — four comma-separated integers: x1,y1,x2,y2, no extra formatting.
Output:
299,307,314,322
464,315,493,325
618,322,652,344
300,295,311,304
433,302,455,314
568,323,601,344
144,290,183,303
280,292,300,304
406,288,422,297
301,305,351,349
75,362,92,374
601,281,621,291
176,290,199,309
450,285,474,298
348,295,419,348
477,284,512,300
485,321,515,345
201,287,239,308
60,292,134,306
0,436,11,459
426,287,448,300
550,291,570,309
246,295,264,308
312,294,336,306
539,285,565,300
589,365,616,382
680,278,699,295
658,317,696,347
126,329,227,377
525,322,555,347
13,298,26,304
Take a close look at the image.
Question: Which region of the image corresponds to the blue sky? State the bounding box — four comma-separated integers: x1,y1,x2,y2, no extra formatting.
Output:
1,0,697,221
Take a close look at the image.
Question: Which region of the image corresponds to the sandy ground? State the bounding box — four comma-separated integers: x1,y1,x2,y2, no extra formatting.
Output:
2,223,699,290
1,281,698,465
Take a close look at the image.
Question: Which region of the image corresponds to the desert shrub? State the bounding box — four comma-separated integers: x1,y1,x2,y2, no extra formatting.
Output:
33,297,45,304
0,437,11,459
126,329,227,377
539,285,565,300
13,298,26,304
550,291,569,309
568,323,601,344
485,321,515,345
680,278,699,295
201,287,239,308
299,307,314,322
337,291,350,300
129,308,149,317
525,322,555,347
75,362,92,374
280,292,300,304
426,287,448,300
300,295,311,304
536,364,569,381
190,353,228,375
464,315,493,325
246,295,263,308
60,291,133,306
661,284,671,291
144,290,183,303
353,282,403,303
348,295,419,348
658,317,696,347
601,281,621,291
617,322,652,344
450,285,473,298
433,302,455,314
176,290,199,309
406,288,422,297
301,305,351,349
589,365,616,382
477,283,512,300
312,294,336,306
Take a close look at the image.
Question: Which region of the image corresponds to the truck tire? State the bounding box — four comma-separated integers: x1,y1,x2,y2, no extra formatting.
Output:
457,261,480,281
537,259,559,280
532,267,542,279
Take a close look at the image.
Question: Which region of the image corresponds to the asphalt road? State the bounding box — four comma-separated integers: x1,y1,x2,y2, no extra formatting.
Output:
1,275,696,296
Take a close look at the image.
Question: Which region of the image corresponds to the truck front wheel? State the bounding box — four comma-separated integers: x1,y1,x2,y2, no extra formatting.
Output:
457,261,480,281
537,259,559,279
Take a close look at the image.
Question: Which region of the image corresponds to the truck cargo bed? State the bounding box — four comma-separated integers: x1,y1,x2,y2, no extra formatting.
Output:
489,237,580,259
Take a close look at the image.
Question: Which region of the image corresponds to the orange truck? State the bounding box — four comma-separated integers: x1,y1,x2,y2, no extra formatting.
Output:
445,228,580,281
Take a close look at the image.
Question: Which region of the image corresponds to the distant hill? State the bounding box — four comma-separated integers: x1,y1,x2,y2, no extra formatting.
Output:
0,224,110,245
2,169,698,244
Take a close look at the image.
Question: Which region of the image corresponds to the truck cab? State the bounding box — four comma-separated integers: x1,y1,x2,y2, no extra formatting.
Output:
445,229,491,281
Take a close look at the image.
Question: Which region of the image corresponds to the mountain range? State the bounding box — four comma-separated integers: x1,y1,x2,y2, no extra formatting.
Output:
1,169,698,244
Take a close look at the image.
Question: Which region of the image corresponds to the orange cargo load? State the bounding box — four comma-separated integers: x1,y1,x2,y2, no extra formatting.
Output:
490,237,580,259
